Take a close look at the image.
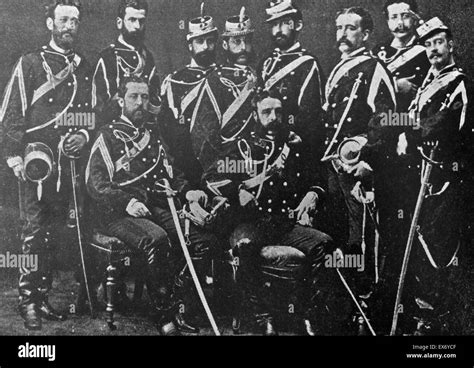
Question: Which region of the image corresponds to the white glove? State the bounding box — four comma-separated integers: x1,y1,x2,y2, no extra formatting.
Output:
7,156,26,181
397,133,408,156
346,161,373,178
126,199,151,218
239,189,257,207
295,191,318,226
186,190,208,207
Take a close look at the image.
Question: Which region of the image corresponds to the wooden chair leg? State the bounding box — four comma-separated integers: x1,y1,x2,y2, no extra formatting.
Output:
106,264,118,331
133,278,145,304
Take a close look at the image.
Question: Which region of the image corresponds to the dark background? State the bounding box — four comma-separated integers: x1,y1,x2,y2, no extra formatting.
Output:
0,0,472,209
0,0,472,336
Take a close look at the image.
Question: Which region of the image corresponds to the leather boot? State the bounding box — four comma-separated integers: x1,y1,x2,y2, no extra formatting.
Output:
264,317,278,336
38,299,67,321
257,314,278,336
19,303,42,331
175,312,199,334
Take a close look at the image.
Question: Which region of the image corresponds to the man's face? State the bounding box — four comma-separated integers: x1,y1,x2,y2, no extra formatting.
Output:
47,5,80,50
223,34,254,65
119,7,147,46
189,34,217,67
255,97,283,137
424,32,453,70
336,13,369,55
387,2,417,41
119,82,149,124
270,16,299,50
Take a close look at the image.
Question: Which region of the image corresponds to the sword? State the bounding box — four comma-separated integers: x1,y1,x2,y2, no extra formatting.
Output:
337,268,377,336
322,72,364,163
390,143,439,336
155,179,221,336
70,159,95,318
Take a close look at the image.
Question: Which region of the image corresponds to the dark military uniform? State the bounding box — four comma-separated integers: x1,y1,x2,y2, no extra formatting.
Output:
374,37,431,112
86,116,218,321
1,42,92,315
160,63,216,186
323,47,397,311
203,128,331,328
402,63,472,333
191,63,256,174
324,47,397,247
257,42,325,159
372,38,432,320
92,36,161,122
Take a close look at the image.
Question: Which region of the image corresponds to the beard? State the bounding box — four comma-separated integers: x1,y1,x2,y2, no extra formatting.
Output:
124,106,146,125
53,28,76,50
193,50,217,67
227,50,254,65
122,28,145,47
255,121,289,144
272,31,297,50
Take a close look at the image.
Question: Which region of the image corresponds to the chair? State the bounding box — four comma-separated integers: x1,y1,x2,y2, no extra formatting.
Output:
77,232,146,330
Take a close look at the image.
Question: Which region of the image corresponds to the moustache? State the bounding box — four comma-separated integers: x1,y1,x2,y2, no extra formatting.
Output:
61,31,74,38
393,26,410,33
430,53,442,59
337,38,353,47
273,33,287,40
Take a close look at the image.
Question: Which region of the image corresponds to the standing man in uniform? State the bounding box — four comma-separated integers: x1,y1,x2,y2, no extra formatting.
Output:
160,4,219,187
257,0,326,184
191,7,257,186
374,0,430,112
323,7,397,333
92,0,161,124
372,1,431,331
0,0,92,330
394,18,472,335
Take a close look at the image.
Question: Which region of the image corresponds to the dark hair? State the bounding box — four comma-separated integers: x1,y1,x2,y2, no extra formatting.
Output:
251,88,283,110
336,7,374,33
118,76,148,98
118,0,148,19
383,0,418,18
46,0,81,19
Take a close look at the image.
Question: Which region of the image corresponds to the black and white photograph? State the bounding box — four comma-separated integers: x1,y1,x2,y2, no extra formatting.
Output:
0,0,472,362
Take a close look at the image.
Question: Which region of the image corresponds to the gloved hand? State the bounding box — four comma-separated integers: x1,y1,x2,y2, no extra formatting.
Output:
239,188,257,207
126,199,151,218
294,191,318,227
186,190,208,207
7,157,26,181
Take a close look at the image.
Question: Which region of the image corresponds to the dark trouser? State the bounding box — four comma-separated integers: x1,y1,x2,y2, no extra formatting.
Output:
18,165,78,308
231,219,332,324
107,206,219,316
326,168,376,298
405,182,463,333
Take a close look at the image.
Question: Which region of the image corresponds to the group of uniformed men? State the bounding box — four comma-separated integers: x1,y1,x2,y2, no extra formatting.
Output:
1,0,471,336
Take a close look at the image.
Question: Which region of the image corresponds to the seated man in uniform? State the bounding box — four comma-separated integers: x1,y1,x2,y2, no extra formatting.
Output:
203,89,334,335
86,76,218,335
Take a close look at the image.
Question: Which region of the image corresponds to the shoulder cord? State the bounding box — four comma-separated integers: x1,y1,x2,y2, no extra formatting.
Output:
113,128,141,159
116,51,145,77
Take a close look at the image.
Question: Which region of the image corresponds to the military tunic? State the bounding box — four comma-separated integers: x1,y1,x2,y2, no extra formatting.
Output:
159,63,217,186
86,116,217,279
190,62,256,174
257,42,326,185
92,36,161,122
373,37,431,112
